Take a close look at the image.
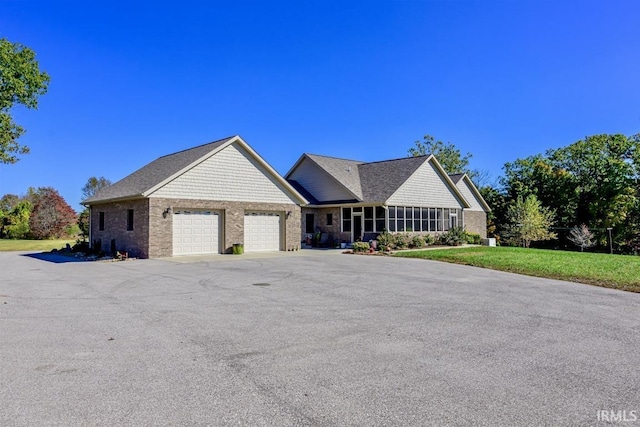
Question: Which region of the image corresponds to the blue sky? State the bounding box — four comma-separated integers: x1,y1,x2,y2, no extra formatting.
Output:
1,1,639,210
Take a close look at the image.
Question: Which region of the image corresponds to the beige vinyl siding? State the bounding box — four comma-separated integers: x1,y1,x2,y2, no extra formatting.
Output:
288,158,355,202
149,143,297,203
387,160,464,208
456,179,485,211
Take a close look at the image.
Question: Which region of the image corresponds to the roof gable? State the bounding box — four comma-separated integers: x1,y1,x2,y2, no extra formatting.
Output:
453,174,491,212
358,156,428,202
84,135,307,205
285,154,362,203
387,157,470,208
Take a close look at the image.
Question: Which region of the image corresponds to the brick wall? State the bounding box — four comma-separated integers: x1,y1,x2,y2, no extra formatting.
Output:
89,199,150,258
463,210,487,238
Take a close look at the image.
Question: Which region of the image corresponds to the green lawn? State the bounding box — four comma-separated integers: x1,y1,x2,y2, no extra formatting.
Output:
0,239,76,252
395,246,640,292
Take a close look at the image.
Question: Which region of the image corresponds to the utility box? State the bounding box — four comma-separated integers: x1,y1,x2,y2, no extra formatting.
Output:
482,238,496,247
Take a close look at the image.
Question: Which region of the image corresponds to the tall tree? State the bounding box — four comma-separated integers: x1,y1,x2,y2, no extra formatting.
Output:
504,194,557,248
28,187,76,239
408,134,478,182
0,38,50,164
81,176,112,201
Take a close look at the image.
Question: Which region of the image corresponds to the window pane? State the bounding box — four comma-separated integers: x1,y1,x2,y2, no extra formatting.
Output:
389,219,396,232
342,208,351,232
364,219,374,232
375,206,385,220
326,213,333,226
375,219,385,232
435,208,441,231
389,206,396,219
406,207,413,220
353,207,362,213
414,218,421,232
397,207,404,219
397,208,405,231
364,207,373,219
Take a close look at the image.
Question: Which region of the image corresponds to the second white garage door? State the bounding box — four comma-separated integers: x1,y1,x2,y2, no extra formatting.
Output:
173,210,220,255
244,212,281,252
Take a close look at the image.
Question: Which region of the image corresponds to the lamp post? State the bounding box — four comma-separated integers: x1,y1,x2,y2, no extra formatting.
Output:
606,227,613,254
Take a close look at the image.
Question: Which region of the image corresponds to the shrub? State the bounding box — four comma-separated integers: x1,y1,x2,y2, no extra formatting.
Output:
423,234,435,246
440,226,466,246
376,232,395,250
353,241,370,253
465,232,482,245
394,233,412,249
410,235,425,248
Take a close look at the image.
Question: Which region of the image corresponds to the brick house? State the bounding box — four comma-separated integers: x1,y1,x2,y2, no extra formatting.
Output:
285,153,490,245
83,136,490,258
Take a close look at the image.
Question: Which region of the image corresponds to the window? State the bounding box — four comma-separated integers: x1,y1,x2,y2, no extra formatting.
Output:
388,206,396,232
397,207,405,232
305,213,315,233
364,207,374,233
421,208,429,232
99,212,105,231
375,206,386,232
127,209,134,231
326,213,333,226
449,209,458,229
342,208,351,232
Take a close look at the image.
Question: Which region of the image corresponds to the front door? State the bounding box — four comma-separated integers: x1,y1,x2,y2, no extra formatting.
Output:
353,214,363,242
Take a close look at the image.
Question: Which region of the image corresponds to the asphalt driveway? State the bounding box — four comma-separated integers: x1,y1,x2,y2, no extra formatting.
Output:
1,250,639,426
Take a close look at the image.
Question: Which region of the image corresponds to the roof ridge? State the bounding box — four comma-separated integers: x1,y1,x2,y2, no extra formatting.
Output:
359,154,430,166
157,135,237,159
305,153,365,163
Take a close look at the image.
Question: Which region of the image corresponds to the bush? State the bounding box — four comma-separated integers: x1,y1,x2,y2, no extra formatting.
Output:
410,235,425,248
376,232,395,250
465,232,482,245
394,233,412,249
423,234,435,245
440,226,466,246
353,241,370,253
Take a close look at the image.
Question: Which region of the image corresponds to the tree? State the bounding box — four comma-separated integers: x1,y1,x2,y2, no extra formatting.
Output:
81,176,112,201
1,198,32,239
408,134,479,182
504,195,557,248
0,38,50,164
568,224,595,252
28,187,76,239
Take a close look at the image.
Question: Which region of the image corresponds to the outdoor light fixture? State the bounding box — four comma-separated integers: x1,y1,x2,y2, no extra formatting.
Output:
162,206,172,218
286,210,292,219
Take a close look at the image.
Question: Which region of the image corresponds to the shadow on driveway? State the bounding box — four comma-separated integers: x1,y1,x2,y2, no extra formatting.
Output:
22,252,89,264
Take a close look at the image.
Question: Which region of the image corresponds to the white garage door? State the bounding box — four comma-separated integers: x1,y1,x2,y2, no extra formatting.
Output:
173,210,220,255
244,212,281,252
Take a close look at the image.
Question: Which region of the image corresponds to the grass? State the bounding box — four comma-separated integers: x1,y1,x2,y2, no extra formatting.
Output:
0,239,76,252
395,246,640,293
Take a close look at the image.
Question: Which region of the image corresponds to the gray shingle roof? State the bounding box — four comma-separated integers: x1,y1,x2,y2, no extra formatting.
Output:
305,154,365,199
358,156,428,202
290,154,433,204
448,173,465,184
83,136,236,204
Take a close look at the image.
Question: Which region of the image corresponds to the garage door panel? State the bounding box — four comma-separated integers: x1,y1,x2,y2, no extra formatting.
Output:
173,210,220,255
244,213,281,252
